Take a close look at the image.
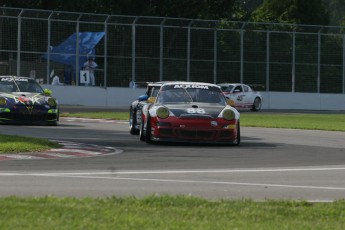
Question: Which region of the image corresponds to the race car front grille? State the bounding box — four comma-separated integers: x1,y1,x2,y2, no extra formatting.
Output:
160,128,173,136
0,105,58,122
176,130,214,138
0,113,57,122
220,130,232,137
179,114,213,119
157,127,235,141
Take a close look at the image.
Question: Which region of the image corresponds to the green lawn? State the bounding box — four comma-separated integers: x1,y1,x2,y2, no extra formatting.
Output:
60,111,129,120
1,196,345,230
241,113,345,131
0,134,61,154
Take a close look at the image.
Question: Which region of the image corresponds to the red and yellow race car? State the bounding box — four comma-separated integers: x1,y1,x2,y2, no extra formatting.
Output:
139,82,240,145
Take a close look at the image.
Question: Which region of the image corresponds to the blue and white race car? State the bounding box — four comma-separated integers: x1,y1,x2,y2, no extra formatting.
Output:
129,82,166,134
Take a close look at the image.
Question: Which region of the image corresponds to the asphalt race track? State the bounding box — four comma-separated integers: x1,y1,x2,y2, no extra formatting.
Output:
1,111,345,201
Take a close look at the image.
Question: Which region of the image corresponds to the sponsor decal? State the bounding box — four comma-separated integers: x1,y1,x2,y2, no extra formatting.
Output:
1,93,46,113
210,121,218,127
5,94,42,105
237,95,244,101
174,84,209,89
18,96,31,104
186,108,206,114
1,77,28,82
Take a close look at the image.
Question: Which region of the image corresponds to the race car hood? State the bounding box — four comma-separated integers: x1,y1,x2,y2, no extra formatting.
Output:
163,103,226,119
0,92,54,106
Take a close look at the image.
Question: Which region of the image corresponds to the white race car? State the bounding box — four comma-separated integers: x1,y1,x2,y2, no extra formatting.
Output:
139,82,240,145
218,83,262,111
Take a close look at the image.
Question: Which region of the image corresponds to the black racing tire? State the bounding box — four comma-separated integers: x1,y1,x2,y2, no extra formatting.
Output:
139,119,145,141
232,121,240,146
251,97,262,111
145,114,152,144
48,111,59,126
129,107,139,135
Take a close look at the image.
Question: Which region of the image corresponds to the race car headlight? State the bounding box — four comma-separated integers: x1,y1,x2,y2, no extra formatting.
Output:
0,97,6,105
222,109,235,121
227,99,235,106
156,107,169,119
47,98,57,107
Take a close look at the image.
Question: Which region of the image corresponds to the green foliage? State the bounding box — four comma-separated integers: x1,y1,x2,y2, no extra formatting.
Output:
1,0,342,27
1,0,243,21
251,0,330,25
324,0,345,26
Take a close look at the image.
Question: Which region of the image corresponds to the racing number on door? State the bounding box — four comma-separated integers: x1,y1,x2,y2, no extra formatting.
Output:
237,95,244,101
187,108,206,114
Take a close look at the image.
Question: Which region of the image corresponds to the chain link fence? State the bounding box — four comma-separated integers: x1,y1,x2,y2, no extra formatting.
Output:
0,7,344,93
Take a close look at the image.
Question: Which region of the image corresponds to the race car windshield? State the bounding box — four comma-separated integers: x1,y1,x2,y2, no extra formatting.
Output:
220,85,234,93
0,77,44,93
157,84,226,105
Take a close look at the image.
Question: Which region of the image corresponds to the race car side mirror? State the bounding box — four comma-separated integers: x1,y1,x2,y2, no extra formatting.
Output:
147,97,156,103
227,99,235,106
43,89,52,96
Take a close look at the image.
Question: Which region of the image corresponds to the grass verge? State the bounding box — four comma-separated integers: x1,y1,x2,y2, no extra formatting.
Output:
1,196,345,229
0,134,61,154
241,113,345,131
60,112,129,120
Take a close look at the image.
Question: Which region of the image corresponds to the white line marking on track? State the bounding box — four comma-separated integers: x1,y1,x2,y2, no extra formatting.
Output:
2,173,345,191
48,149,106,155
1,167,345,191
51,176,345,191
2,166,345,176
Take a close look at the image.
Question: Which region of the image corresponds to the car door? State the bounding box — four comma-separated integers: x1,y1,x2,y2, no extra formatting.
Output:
242,85,253,108
232,85,246,108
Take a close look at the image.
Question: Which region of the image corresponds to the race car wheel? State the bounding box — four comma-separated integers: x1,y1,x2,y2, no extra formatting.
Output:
139,120,145,141
129,108,139,135
232,122,240,146
251,97,262,111
145,115,152,144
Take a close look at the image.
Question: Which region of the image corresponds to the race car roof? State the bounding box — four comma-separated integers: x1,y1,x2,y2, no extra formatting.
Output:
161,81,221,88
217,83,241,86
0,75,32,80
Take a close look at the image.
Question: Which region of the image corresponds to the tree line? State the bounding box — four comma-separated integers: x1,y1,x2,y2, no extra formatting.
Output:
0,0,344,26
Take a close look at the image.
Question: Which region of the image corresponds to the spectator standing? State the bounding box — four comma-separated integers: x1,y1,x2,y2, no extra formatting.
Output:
51,73,64,85
83,57,98,86
129,78,136,88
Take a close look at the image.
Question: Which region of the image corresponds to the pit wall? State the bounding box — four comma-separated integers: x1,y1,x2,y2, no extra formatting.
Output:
43,85,345,111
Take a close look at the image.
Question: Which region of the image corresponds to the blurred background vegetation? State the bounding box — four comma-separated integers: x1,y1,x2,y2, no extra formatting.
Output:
0,0,344,26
